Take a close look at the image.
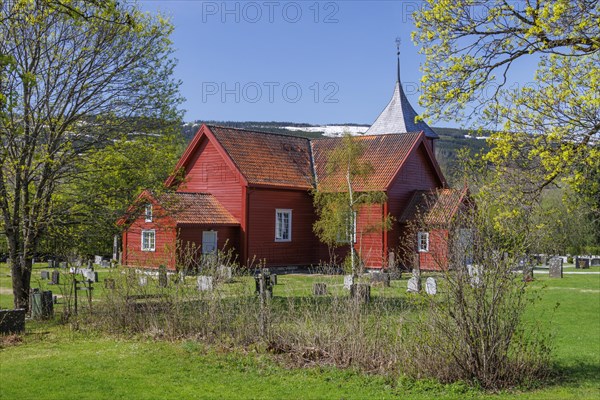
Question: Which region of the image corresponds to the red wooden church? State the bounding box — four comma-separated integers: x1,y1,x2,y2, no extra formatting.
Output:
119,61,465,271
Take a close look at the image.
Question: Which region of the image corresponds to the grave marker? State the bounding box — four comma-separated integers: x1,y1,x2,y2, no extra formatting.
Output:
343,275,353,290
425,277,437,295
197,275,213,291
548,257,563,278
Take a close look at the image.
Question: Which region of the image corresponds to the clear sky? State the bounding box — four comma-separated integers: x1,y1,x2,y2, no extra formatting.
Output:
138,1,537,128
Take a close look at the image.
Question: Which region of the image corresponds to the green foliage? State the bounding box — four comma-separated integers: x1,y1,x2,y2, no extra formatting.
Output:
413,0,599,213
312,134,392,274
0,0,182,307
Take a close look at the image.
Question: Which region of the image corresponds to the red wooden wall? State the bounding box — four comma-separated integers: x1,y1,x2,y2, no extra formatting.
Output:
246,188,320,267
122,200,177,270
419,228,449,271
386,143,444,254
177,137,244,222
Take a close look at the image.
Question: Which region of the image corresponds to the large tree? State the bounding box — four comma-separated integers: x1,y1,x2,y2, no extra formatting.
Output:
413,0,599,213
0,1,182,309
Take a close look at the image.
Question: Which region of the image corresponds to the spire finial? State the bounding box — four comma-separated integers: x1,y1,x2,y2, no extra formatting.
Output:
395,37,401,82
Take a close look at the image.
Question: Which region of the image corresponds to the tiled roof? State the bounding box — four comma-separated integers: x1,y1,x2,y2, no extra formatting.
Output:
399,188,467,225
156,192,239,225
366,81,439,139
311,132,423,191
208,125,314,189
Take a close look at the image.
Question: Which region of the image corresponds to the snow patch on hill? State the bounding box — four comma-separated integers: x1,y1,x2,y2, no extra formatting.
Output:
283,125,369,137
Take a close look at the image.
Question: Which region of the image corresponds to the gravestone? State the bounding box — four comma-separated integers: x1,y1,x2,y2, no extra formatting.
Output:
577,257,590,269
217,265,232,281
468,264,483,287
40,271,50,280
0,309,26,334
313,283,327,296
100,260,110,268
370,272,390,287
407,277,420,293
47,260,54,269
51,270,59,285
83,269,98,283
350,283,371,303
407,268,421,293
138,275,147,287
425,277,437,295
59,262,67,269
94,255,103,265
197,275,213,291
104,278,115,289
343,275,353,290
271,274,277,285
158,267,168,288
548,257,563,278
591,258,600,267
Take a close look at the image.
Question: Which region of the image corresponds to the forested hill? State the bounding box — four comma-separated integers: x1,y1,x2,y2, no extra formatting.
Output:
180,121,490,184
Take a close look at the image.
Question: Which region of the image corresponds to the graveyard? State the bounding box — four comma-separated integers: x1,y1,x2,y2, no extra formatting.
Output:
0,259,599,399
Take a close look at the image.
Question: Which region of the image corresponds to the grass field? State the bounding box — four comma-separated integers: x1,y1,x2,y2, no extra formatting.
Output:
0,262,598,399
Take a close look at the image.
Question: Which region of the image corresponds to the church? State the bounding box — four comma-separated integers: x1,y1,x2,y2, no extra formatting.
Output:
119,56,467,271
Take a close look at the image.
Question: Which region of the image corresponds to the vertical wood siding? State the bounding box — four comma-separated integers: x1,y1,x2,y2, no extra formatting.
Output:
176,138,244,222
419,229,448,271
355,203,384,269
247,188,320,266
387,143,445,260
122,201,177,269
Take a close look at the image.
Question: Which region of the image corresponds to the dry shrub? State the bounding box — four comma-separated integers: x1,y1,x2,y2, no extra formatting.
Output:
399,205,552,390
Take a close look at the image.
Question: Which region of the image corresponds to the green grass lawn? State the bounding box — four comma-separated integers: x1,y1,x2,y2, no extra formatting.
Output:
1,264,599,399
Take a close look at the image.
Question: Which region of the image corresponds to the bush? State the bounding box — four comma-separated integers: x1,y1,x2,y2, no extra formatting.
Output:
399,206,552,389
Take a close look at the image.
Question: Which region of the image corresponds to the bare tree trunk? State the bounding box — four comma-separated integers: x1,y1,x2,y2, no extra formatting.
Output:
10,254,32,310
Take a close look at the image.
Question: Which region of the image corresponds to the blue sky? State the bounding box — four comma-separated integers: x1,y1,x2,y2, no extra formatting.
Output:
139,1,537,128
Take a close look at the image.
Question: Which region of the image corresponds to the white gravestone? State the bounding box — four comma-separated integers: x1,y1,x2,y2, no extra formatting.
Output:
467,264,482,287
94,255,103,265
197,275,213,291
407,277,420,293
217,265,232,281
343,275,353,290
138,276,147,287
425,277,437,295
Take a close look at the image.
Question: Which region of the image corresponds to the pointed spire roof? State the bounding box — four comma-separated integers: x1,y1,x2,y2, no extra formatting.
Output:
366,41,438,139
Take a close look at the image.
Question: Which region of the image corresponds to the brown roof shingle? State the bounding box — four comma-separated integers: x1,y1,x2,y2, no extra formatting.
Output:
208,125,314,189
400,188,467,225
156,192,239,225
311,133,422,191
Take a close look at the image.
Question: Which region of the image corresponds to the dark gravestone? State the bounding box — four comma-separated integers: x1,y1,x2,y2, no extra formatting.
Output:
578,258,590,269
591,258,600,267
350,283,371,303
31,290,53,319
370,272,390,287
158,266,168,288
51,270,60,285
0,309,26,334
40,271,50,280
104,278,115,289
47,260,54,269
548,257,563,278
313,283,327,296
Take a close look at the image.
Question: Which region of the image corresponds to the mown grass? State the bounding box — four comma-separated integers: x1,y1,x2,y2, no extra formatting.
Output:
0,263,598,399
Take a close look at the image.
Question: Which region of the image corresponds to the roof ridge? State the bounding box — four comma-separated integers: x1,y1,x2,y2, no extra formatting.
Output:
207,124,312,142
311,131,422,141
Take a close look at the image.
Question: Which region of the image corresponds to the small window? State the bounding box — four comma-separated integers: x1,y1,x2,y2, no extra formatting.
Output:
418,232,429,252
145,204,153,222
275,209,292,242
141,230,155,251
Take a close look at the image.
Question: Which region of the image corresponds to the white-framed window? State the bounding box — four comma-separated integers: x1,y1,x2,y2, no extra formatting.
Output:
418,232,429,252
141,230,156,251
145,204,153,222
275,209,292,242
